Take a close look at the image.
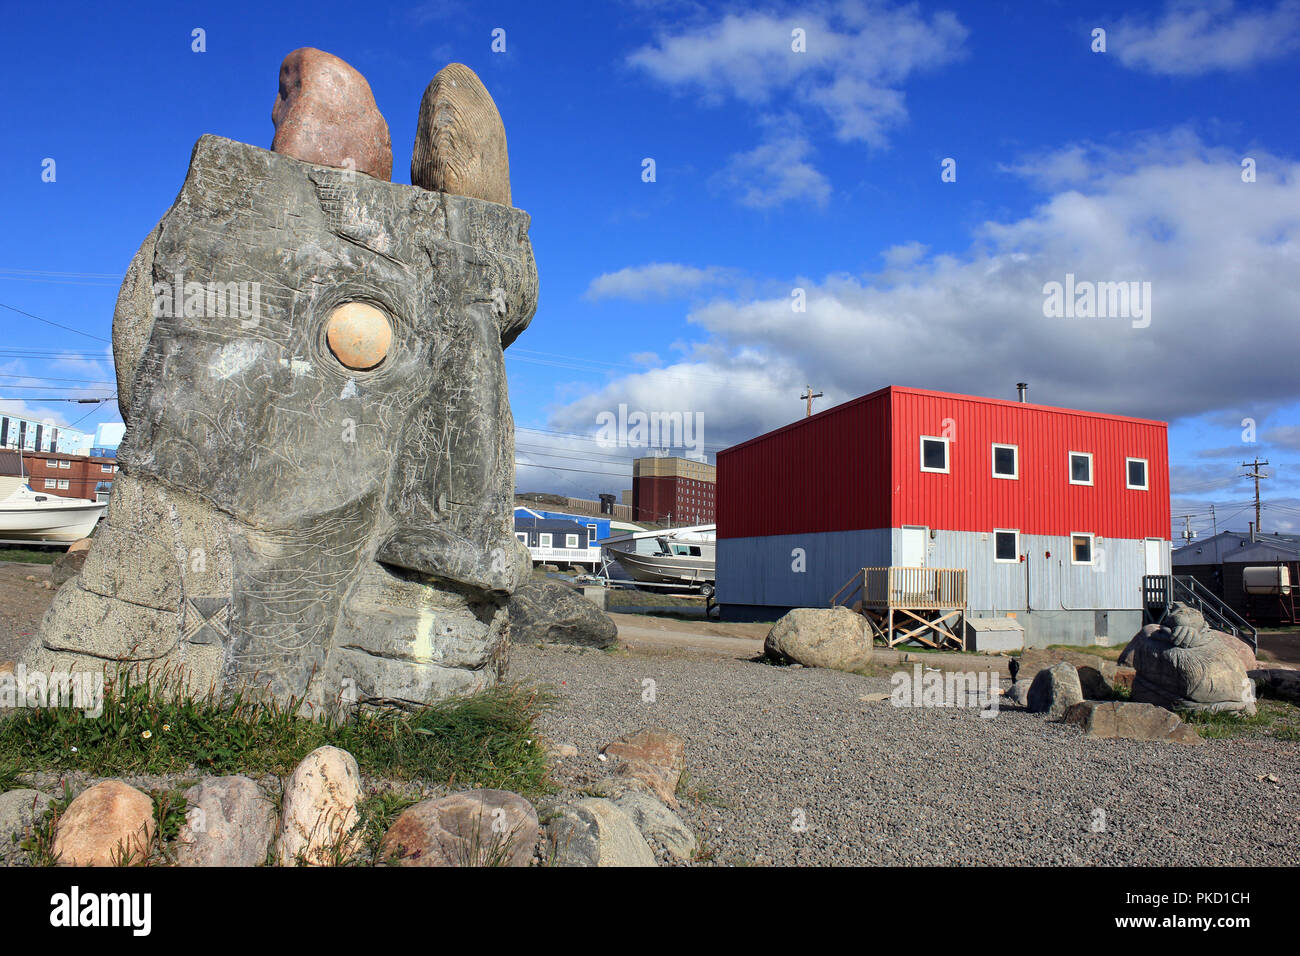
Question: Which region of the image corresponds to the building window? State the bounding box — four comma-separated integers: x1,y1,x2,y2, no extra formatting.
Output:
991,444,1019,480
920,436,949,473
1071,533,1094,565
565,534,579,549
515,532,527,545
539,533,552,548
57,479,70,490
994,529,1020,562
1126,457,1148,490
44,479,56,488
101,464,113,473
46,459,56,468
58,460,71,469
1069,451,1093,486
587,524,597,543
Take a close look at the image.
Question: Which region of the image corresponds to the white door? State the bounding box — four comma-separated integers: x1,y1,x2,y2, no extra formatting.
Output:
1144,538,1165,575
900,526,927,567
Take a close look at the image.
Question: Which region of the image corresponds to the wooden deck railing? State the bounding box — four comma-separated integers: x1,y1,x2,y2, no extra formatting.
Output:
860,566,967,610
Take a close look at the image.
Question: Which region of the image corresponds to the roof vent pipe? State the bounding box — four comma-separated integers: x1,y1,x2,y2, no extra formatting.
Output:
1016,382,1029,403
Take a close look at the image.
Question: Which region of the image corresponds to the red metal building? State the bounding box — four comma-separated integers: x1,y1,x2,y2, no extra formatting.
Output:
716,386,1171,647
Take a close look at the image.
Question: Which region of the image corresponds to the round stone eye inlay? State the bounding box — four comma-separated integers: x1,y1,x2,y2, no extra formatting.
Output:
325,302,392,370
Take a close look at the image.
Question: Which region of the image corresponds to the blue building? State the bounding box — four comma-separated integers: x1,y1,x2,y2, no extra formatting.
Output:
513,507,610,569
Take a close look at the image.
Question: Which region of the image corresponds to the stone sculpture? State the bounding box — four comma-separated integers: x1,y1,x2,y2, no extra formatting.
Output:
22,54,537,712
1118,604,1255,715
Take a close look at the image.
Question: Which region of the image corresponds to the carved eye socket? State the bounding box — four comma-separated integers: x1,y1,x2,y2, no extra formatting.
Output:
325,302,392,371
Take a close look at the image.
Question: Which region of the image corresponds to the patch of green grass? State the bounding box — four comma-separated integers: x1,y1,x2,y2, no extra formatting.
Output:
20,782,73,866
0,757,23,794
0,666,555,797
676,770,728,808
0,547,59,565
1180,697,1300,741
351,789,419,866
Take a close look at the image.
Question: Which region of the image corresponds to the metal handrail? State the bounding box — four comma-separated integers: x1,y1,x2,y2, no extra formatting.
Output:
1173,575,1258,650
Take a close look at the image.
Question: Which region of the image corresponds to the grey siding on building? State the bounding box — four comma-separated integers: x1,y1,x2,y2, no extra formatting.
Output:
716,530,890,608
718,529,1167,647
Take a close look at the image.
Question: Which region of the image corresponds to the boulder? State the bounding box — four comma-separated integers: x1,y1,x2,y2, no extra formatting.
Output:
0,789,53,864
545,798,656,867
1110,665,1137,693
52,781,155,866
175,776,277,867
611,789,697,861
507,578,617,648
1077,665,1112,700
1064,701,1201,744
1003,679,1032,707
1119,605,1254,714
271,48,392,180
1250,667,1300,703
764,606,872,672
277,746,363,866
602,728,686,807
380,789,537,867
1026,661,1084,718
411,63,512,205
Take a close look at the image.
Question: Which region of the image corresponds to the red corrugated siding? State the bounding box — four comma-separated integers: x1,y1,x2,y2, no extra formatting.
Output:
717,385,1170,541
717,389,891,538
889,388,1169,538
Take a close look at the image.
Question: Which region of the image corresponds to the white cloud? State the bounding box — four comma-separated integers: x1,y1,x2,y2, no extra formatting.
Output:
628,3,967,145
1111,0,1300,75
545,133,1300,459
710,129,831,208
585,262,732,301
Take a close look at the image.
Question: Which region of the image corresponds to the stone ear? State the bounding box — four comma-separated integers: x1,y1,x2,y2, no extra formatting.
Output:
411,63,512,206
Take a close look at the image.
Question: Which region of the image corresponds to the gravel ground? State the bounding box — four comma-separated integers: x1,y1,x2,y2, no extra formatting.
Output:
511,644,1300,867
0,563,52,664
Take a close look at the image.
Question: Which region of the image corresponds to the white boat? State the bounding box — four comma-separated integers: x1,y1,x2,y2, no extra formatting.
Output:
598,524,716,594
0,475,107,543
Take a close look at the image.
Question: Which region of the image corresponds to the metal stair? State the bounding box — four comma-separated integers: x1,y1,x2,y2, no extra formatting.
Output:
1142,573,1257,651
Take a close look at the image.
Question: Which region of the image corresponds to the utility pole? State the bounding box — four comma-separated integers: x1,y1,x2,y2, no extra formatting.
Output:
1241,458,1270,534
1175,514,1197,546
800,384,823,418
1210,504,1217,540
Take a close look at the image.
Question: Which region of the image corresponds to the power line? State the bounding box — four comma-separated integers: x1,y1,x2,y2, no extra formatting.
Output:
0,302,110,343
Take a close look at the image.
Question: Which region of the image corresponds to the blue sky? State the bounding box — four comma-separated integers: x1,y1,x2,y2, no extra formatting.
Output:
2,0,1298,538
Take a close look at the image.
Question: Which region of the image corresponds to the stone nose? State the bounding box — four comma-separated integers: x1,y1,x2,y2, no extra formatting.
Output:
375,302,519,597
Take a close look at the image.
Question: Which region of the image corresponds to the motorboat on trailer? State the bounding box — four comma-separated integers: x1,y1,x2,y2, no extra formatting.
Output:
0,474,107,543
598,524,716,595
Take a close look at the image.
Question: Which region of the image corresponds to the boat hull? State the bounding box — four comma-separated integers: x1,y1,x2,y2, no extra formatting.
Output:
0,502,107,542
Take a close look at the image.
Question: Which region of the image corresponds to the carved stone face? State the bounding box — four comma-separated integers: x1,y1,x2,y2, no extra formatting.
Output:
28,134,537,710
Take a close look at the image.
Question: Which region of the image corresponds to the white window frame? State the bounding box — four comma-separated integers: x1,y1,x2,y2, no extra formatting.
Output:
45,459,56,468
1126,457,1149,491
539,533,552,548
1068,451,1094,486
1070,532,1095,566
58,459,71,469
57,479,70,490
515,532,528,545
565,533,580,549
919,435,950,474
44,478,56,488
993,529,1020,563
587,524,597,543
991,443,1019,480
101,463,113,473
